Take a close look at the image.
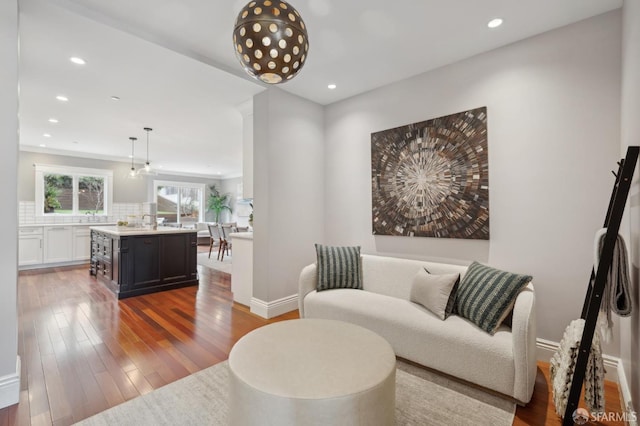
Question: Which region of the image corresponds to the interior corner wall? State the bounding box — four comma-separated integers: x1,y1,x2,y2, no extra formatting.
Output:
324,11,622,353
620,0,640,409
0,0,20,408
252,88,324,303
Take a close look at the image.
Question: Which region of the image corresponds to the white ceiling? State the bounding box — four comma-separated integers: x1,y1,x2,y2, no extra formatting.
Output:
18,0,622,178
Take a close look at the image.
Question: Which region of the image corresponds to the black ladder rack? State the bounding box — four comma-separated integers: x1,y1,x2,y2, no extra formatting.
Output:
562,145,639,425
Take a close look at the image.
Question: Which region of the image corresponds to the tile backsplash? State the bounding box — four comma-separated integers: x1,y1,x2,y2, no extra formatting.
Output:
18,201,143,225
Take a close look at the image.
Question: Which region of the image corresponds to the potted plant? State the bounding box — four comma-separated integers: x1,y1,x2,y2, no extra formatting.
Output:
208,184,232,223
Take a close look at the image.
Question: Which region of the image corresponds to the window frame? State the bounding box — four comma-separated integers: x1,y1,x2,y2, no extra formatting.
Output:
35,164,113,216
153,180,206,224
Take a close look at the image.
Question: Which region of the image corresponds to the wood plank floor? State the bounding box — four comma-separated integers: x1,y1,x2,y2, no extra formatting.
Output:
0,260,626,426
513,363,624,426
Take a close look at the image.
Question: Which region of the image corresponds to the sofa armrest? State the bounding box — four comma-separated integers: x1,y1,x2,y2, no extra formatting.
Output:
511,282,537,404
298,263,317,317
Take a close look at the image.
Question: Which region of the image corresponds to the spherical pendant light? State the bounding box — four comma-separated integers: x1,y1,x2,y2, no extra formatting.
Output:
233,0,309,84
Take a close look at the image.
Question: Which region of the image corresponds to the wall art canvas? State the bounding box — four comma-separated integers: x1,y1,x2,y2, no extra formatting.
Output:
371,107,489,240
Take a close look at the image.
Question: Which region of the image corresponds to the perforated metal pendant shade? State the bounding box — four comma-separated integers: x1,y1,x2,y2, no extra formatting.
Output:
233,0,309,84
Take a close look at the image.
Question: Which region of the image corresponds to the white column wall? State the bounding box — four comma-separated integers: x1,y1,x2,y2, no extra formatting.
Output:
0,0,20,408
252,88,324,305
620,0,640,409
238,100,254,199
324,11,622,353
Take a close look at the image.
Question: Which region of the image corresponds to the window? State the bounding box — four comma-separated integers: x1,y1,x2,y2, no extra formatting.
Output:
35,165,113,216
154,180,205,224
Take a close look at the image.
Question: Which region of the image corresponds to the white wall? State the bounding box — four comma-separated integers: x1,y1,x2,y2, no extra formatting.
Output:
324,11,622,352
19,151,222,222
19,151,146,202
220,176,246,225
253,88,324,303
620,0,640,409
238,100,254,199
0,0,20,408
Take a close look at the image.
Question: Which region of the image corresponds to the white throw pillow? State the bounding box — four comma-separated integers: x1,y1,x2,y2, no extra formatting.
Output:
410,268,460,320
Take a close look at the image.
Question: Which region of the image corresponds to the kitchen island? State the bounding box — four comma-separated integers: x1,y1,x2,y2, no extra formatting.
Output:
90,226,198,299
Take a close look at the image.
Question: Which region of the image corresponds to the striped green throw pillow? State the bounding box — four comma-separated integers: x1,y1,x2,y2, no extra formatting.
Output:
456,261,532,335
315,244,362,291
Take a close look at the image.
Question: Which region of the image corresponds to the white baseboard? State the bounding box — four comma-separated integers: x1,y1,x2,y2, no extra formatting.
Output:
250,294,298,319
19,259,87,271
535,338,560,362
617,360,638,426
0,357,20,409
536,338,619,382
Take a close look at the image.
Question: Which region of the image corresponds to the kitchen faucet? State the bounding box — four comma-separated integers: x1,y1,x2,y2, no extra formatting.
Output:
142,214,157,230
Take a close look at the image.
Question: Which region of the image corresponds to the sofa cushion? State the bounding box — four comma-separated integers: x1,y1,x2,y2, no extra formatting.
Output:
456,261,532,335
362,255,468,301
425,268,460,318
303,289,515,397
315,244,362,291
410,269,460,320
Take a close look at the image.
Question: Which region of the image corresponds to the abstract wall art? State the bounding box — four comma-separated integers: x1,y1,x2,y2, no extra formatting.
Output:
371,107,489,240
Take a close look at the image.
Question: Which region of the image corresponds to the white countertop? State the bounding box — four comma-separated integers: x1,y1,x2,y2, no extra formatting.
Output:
90,225,197,236
20,222,117,228
230,231,253,240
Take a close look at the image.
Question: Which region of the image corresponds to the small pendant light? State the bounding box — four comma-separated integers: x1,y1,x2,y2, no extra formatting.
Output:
126,137,140,179
137,127,158,176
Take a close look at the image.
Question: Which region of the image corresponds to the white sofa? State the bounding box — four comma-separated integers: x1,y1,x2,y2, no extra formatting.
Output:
193,222,214,245
298,254,537,404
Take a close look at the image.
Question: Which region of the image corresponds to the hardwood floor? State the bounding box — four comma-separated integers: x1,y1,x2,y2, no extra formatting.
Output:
513,363,625,426
0,261,626,426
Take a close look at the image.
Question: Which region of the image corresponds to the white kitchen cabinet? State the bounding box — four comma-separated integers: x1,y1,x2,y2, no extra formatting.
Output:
73,226,91,261
44,226,73,263
18,226,43,266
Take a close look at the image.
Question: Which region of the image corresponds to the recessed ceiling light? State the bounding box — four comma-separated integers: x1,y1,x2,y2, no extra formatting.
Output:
487,18,503,29
69,57,86,65
110,96,120,101
217,172,222,175
39,144,46,147
43,133,51,138
328,84,337,90
128,155,133,158
48,118,59,123
56,95,69,102
158,165,164,169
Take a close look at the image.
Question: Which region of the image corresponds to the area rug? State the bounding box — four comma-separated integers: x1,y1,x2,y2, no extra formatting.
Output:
196,252,232,274
76,360,515,425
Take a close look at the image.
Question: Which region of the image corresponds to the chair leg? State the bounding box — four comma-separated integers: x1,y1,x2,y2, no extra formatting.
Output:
208,238,213,259
220,241,226,261
217,241,223,261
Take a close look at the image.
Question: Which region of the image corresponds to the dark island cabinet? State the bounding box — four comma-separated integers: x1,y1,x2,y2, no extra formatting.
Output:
90,229,198,299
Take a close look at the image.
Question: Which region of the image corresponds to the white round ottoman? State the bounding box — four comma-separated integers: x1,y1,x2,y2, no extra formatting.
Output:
228,319,396,426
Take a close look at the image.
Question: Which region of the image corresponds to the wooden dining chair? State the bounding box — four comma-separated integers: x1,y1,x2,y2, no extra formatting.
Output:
208,224,223,260
220,224,236,261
